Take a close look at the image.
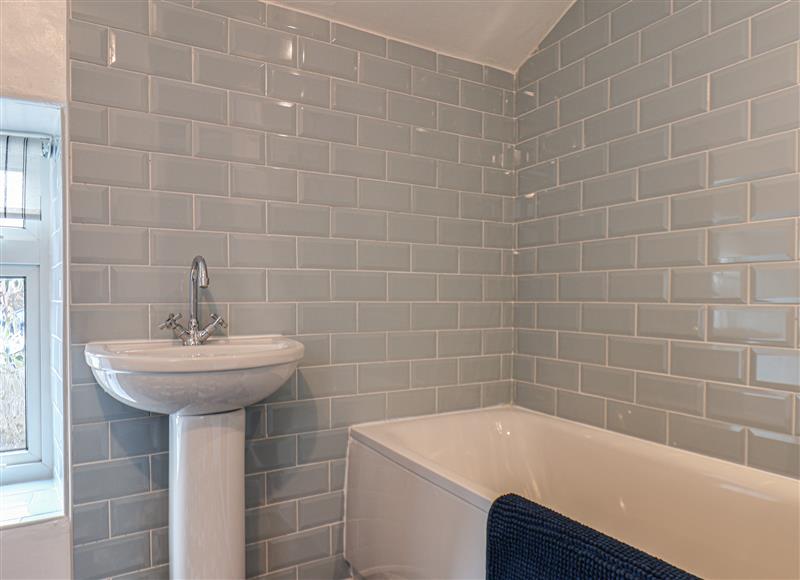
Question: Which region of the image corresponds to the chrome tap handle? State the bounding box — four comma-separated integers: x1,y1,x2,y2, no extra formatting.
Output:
196,313,226,344
209,313,227,329
160,313,191,344
158,313,183,330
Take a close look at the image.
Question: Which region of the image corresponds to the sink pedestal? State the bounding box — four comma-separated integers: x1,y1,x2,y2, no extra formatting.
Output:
84,336,305,580
169,409,245,579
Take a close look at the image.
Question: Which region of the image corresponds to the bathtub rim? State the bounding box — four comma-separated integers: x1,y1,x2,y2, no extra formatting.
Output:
348,404,800,515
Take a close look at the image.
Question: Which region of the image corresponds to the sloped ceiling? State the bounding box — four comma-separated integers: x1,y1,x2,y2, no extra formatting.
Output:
276,0,573,71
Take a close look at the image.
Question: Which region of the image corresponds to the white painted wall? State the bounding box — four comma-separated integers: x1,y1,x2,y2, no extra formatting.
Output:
0,2,70,579
0,518,71,579
0,0,68,103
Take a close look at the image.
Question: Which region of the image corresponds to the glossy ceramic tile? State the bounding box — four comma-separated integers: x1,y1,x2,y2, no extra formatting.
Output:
610,56,669,106
109,29,191,80
672,22,748,83
57,24,96,70
636,373,704,415
671,341,748,384
706,383,794,433
150,0,227,51
150,77,227,123
709,132,797,187
66,1,800,576
640,77,707,130
229,20,296,67
708,306,795,347
710,44,797,109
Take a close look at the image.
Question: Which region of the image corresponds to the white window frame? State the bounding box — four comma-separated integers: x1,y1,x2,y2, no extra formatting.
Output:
0,265,51,481
0,136,53,485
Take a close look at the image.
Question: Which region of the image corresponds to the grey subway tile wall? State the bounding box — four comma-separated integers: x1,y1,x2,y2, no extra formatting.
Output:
514,0,800,482
67,0,800,577
68,2,515,578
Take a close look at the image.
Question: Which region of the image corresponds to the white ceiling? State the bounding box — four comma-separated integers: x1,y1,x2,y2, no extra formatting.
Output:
276,1,573,72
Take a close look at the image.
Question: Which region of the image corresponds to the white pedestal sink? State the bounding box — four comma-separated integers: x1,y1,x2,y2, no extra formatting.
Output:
84,335,304,580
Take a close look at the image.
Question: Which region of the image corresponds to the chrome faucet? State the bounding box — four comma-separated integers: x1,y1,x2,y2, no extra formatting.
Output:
189,255,209,333
159,256,226,345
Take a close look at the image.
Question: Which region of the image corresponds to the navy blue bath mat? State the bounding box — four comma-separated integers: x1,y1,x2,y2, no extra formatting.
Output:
486,493,700,580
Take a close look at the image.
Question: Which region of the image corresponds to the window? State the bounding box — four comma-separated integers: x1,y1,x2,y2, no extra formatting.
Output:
1,276,29,452
0,134,53,484
1,266,41,451
1,135,45,229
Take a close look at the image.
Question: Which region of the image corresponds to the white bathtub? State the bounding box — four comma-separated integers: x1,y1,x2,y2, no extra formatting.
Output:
344,406,800,580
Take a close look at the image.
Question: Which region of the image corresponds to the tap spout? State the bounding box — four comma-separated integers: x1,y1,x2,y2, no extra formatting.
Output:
189,256,209,330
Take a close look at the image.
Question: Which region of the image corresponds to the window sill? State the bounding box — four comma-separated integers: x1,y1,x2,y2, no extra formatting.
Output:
0,477,63,528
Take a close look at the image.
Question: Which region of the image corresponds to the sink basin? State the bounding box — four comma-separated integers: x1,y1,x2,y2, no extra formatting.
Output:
84,335,304,415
